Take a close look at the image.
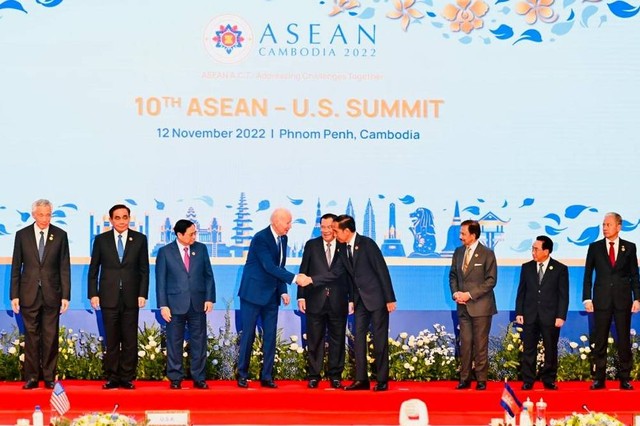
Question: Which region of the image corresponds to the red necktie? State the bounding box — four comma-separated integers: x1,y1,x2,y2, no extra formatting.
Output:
608,242,615,267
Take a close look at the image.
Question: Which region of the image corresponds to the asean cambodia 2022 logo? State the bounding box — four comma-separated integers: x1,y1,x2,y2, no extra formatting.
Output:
203,15,254,64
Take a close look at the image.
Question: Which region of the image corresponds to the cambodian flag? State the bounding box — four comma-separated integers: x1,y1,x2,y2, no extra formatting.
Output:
500,381,522,418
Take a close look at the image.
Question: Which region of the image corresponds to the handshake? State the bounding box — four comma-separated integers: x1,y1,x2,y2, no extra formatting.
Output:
296,273,313,287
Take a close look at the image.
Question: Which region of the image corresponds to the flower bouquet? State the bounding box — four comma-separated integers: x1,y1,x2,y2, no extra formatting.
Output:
52,413,144,426
550,412,624,426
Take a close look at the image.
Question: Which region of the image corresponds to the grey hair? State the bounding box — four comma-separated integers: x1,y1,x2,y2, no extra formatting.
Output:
31,199,53,212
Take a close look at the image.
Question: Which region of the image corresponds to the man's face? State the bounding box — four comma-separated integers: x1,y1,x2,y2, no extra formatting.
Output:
109,208,130,234
459,225,477,247
177,225,197,246
320,218,335,243
531,239,549,263
602,215,621,240
332,222,350,244
272,211,292,236
32,205,52,229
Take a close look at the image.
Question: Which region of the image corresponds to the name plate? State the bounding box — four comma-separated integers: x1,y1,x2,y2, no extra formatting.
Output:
145,410,190,426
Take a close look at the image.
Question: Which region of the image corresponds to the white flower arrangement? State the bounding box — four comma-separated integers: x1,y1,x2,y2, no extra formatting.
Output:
54,413,140,426
550,412,623,426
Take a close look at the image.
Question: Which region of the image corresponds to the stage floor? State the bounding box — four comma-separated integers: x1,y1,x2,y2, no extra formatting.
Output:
0,380,637,425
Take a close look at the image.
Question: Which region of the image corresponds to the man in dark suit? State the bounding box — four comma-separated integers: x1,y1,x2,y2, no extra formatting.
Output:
297,213,352,389
332,214,396,392
236,208,312,389
516,235,569,391
583,212,640,391
156,219,216,390
10,199,71,390
88,204,150,390
449,219,497,391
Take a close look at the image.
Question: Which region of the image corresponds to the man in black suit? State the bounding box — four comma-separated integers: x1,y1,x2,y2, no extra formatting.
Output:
88,204,150,390
516,235,568,391
297,213,352,389
583,212,640,391
449,219,497,391
156,219,216,389
10,199,71,390
331,214,396,392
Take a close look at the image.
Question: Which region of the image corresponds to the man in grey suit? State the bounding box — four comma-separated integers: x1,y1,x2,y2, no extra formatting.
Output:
516,235,569,390
156,219,216,389
10,199,71,390
583,212,640,391
449,219,497,391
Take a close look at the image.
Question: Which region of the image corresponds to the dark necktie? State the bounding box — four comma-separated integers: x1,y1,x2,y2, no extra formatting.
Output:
347,244,354,265
38,231,45,262
325,242,332,266
538,262,544,284
117,234,124,262
609,242,615,267
183,247,190,272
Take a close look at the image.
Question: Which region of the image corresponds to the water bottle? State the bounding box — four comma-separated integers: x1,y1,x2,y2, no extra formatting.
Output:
535,398,547,426
519,406,532,426
523,397,534,423
32,405,44,426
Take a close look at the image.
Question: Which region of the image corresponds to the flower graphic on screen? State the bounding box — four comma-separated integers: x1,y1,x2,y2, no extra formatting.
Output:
442,0,489,34
213,24,245,54
386,0,425,32
328,0,360,16
515,0,558,24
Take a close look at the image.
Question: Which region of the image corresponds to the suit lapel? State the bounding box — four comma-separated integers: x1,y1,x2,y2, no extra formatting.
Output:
615,239,628,269
169,241,188,272
27,225,41,264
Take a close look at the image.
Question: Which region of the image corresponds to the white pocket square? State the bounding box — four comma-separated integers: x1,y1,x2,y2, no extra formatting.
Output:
473,263,482,266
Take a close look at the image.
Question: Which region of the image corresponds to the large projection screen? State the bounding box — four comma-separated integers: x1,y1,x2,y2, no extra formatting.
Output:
1,0,639,337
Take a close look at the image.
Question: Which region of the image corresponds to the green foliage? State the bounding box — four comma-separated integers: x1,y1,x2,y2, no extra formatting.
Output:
57,327,104,380
136,323,166,380
1,318,639,382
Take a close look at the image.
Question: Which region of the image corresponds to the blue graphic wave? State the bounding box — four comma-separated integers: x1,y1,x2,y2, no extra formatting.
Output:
568,225,600,246
256,200,270,212
287,196,303,205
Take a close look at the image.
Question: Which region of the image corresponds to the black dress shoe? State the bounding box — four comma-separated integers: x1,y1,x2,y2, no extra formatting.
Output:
455,381,471,390
120,381,135,389
373,382,388,391
620,381,634,390
193,380,209,389
521,383,533,390
590,380,605,390
543,382,558,390
103,380,120,389
170,380,181,389
237,377,248,388
23,379,39,390
330,379,342,389
344,380,370,390
44,381,55,389
260,379,278,388
476,381,487,390
308,379,319,388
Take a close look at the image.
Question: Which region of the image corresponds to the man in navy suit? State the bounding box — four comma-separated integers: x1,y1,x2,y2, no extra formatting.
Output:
10,199,71,390
332,214,396,392
88,204,149,390
156,219,216,389
449,219,497,391
583,212,640,391
297,213,352,389
236,208,312,389
516,235,568,391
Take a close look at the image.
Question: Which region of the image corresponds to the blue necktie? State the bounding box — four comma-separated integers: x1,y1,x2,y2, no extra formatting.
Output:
38,231,45,262
277,236,282,266
117,234,124,262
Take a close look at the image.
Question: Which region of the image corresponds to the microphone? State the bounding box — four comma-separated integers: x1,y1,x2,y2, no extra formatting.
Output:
111,404,119,415
582,404,591,414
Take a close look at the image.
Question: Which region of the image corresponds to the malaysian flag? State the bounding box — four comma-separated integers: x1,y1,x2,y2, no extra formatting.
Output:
50,382,71,416
499,381,522,418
